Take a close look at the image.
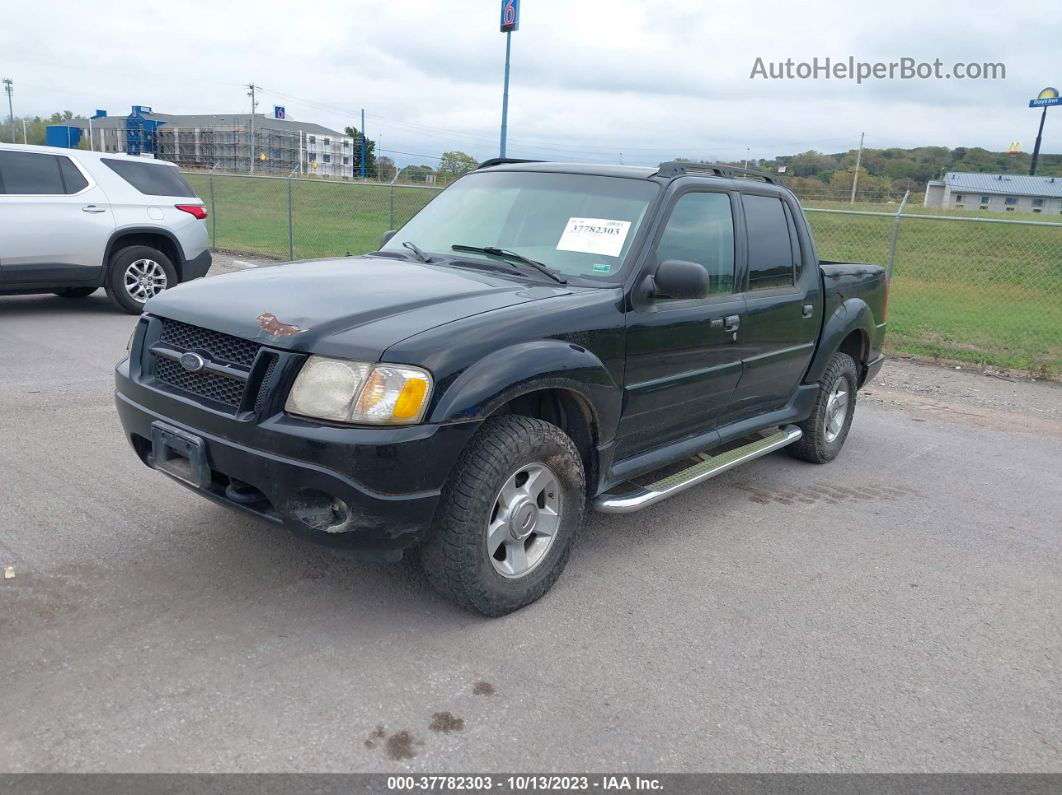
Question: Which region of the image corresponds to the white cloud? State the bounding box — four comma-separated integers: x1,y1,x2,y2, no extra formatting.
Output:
1,0,1057,164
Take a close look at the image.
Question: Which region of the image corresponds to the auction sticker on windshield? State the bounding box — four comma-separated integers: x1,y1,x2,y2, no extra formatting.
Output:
556,217,631,257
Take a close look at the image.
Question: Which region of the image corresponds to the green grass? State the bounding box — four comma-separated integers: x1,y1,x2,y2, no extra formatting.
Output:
185,173,440,260
806,210,1062,375
185,173,1062,377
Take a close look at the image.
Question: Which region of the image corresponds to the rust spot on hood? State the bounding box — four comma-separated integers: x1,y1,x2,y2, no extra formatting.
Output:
257,312,305,336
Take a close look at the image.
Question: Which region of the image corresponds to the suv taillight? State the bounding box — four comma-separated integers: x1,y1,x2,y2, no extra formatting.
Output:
882,277,889,323
176,204,208,220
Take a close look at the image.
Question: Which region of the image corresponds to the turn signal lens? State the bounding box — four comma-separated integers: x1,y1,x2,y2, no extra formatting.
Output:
353,365,433,424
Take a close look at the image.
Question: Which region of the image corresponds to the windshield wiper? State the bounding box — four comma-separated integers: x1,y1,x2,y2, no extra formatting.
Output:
402,241,432,263
451,245,567,284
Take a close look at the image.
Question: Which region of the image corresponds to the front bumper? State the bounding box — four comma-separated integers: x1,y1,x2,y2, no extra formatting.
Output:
115,359,478,558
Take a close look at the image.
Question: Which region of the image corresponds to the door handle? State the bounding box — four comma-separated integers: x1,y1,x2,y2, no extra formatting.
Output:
81,205,106,214
723,315,740,332
802,303,814,318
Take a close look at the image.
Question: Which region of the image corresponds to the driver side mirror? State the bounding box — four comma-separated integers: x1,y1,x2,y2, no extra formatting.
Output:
653,259,709,300
380,229,397,248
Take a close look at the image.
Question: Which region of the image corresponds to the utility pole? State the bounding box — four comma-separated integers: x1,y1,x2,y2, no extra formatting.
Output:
360,108,366,181
247,83,258,174
849,131,864,203
22,118,27,144
3,79,14,144
743,146,750,170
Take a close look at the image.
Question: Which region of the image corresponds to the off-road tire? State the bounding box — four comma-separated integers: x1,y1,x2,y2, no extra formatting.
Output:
54,287,97,298
787,351,859,464
420,415,585,617
105,245,177,314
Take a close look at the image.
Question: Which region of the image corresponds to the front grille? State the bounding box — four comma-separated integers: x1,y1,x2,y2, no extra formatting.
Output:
159,318,260,369
253,354,279,414
155,356,246,408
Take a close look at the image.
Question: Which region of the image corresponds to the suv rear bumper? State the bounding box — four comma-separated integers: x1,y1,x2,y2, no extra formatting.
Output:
182,249,212,281
115,361,478,559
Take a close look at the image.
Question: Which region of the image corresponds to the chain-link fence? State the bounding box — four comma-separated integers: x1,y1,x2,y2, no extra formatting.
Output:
183,172,441,260
186,172,1062,377
806,205,1062,376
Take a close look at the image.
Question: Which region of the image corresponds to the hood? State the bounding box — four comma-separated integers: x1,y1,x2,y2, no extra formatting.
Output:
145,255,571,361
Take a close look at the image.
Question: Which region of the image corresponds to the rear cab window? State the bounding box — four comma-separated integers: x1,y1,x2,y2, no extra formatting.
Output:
0,150,89,195
102,158,197,197
743,194,797,290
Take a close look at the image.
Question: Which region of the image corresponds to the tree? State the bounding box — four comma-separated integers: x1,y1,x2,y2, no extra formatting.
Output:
437,150,478,183
376,155,396,181
344,125,377,178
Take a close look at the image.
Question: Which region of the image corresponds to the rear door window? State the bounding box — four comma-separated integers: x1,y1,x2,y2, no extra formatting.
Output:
57,157,89,193
102,158,197,197
0,150,66,194
744,194,796,290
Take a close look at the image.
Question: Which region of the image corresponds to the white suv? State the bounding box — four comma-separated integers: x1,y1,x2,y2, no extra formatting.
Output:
0,143,211,314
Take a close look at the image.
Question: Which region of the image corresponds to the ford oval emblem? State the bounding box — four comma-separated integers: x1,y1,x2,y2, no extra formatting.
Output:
179,352,206,372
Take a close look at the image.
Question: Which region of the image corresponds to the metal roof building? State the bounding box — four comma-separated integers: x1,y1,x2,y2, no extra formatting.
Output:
925,171,1062,214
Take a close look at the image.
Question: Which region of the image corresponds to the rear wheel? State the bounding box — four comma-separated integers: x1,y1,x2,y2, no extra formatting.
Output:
787,351,859,464
105,245,177,314
54,287,97,298
420,415,585,616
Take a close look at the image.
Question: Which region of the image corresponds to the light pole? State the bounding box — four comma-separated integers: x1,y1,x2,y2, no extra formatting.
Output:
1028,87,1060,176
498,0,520,158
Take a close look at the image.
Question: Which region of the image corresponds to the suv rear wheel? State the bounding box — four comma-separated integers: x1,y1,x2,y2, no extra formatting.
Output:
420,415,585,616
106,245,177,314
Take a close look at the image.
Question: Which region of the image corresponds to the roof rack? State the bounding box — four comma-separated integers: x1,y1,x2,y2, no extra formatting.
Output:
656,161,777,184
477,157,543,170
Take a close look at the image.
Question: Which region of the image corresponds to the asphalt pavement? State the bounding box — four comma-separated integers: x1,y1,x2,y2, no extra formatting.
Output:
1,260,1060,772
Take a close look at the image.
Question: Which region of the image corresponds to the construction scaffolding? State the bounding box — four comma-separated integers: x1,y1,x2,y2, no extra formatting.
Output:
155,126,305,176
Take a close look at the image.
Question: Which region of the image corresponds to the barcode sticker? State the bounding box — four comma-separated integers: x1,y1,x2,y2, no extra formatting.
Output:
556,218,631,257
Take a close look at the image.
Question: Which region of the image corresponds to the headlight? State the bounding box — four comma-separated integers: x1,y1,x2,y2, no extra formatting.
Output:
284,355,433,425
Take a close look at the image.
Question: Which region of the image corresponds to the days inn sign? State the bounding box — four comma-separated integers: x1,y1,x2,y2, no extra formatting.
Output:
1029,87,1061,108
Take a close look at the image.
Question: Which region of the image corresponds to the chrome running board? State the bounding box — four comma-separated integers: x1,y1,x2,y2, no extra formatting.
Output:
593,425,803,514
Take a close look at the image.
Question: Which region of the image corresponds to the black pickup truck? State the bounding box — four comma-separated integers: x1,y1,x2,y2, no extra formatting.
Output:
115,160,887,615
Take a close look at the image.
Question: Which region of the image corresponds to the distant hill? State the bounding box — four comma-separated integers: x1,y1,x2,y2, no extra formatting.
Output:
717,147,1062,200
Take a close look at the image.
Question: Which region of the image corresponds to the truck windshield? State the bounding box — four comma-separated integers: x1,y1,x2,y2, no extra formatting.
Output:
381,171,659,281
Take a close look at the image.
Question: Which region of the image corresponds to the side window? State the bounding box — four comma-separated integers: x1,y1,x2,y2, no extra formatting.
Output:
0,151,66,194
744,194,796,290
654,192,735,295
101,158,196,197
58,157,89,193
782,201,803,280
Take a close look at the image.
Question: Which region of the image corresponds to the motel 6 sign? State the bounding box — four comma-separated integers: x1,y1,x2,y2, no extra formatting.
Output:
501,0,520,32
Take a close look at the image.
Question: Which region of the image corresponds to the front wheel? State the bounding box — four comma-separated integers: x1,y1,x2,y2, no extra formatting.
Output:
787,351,859,464
105,245,177,314
420,415,585,616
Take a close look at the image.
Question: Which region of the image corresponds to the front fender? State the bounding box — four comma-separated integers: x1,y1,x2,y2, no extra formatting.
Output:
803,297,874,384
429,340,622,443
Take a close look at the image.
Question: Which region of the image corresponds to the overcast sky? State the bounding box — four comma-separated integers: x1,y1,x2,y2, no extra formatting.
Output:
1,0,1058,165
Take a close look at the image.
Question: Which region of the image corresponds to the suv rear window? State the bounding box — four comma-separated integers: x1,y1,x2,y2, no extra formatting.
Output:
0,150,87,195
102,158,196,197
